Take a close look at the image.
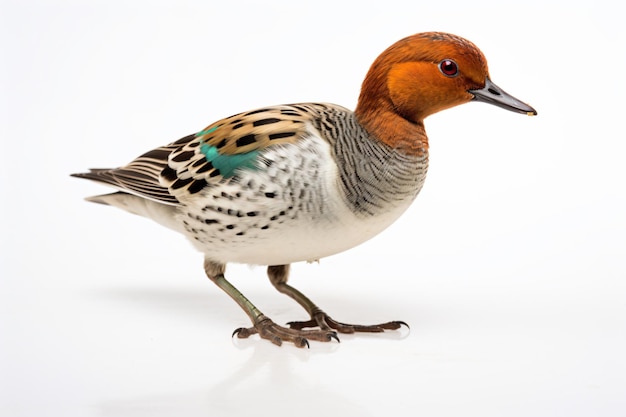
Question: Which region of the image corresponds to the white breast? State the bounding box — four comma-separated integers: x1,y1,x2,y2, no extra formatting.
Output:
178,134,421,266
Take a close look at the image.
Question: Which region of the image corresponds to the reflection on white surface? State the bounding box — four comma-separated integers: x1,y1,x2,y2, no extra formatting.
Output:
2,1,626,416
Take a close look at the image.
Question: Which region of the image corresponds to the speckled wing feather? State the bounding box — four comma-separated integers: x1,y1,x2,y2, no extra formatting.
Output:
161,105,316,199
70,136,195,205
73,104,327,205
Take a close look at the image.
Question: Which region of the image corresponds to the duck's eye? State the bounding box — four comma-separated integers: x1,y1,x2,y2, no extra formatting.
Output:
439,59,458,77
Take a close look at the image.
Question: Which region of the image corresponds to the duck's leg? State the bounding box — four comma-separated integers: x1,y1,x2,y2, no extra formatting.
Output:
204,258,338,347
267,265,407,334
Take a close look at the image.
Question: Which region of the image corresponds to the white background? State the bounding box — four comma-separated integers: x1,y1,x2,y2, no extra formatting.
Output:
2,1,625,416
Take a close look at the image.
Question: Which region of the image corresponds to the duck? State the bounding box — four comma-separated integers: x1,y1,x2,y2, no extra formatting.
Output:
72,32,537,348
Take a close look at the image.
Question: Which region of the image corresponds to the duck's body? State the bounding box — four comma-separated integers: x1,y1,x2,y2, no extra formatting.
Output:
73,32,536,347
82,103,428,265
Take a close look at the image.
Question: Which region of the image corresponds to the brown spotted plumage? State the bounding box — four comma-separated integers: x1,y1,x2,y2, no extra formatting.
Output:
195,106,309,154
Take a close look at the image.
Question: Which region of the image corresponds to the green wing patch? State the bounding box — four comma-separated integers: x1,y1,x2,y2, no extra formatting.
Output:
161,105,318,197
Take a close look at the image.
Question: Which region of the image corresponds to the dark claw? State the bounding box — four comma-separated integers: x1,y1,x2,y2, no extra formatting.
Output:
329,332,340,343
396,320,410,329
232,327,257,339
301,338,310,349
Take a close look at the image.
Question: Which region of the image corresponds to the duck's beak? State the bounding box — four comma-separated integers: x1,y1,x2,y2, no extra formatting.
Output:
469,78,537,116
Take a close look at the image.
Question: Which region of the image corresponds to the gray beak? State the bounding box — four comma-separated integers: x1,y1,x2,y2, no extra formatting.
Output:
469,78,537,116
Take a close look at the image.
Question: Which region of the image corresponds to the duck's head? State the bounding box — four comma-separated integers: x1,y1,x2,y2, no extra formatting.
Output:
356,32,537,126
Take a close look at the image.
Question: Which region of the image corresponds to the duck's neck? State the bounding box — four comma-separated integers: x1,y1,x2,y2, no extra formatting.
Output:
354,82,429,158
355,105,429,158
313,104,429,218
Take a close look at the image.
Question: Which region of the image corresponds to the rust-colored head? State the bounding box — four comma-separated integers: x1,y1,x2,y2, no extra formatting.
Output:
355,32,536,152
364,32,490,121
